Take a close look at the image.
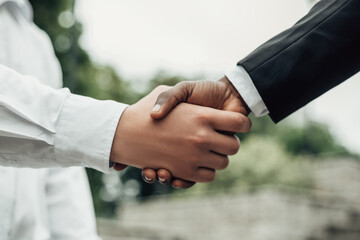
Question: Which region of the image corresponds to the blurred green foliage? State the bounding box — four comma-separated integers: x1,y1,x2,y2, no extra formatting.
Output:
29,0,138,103
29,0,358,218
244,116,354,157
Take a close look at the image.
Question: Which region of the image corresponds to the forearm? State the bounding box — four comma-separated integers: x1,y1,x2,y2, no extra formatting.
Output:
0,64,127,172
239,0,360,122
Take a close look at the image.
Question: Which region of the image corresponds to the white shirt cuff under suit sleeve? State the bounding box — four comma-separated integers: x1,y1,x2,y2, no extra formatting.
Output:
225,65,269,117
0,64,127,173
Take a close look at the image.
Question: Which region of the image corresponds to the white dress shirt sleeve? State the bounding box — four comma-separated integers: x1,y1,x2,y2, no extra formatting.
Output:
0,64,127,173
225,65,269,117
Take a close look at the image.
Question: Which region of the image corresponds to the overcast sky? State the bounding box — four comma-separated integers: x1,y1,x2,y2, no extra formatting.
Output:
75,0,360,154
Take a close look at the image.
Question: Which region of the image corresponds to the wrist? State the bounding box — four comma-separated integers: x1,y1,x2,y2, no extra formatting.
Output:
110,107,130,165
219,76,250,116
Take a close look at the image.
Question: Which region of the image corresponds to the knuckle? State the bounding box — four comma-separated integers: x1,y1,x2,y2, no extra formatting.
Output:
218,157,230,170
206,171,216,182
240,116,252,133
237,116,244,128
195,109,210,124
225,114,241,133
190,129,210,146
155,85,170,92
176,81,193,91
229,137,240,155
153,86,171,100
231,115,244,132
246,118,253,132
156,84,189,106
174,82,195,101
175,81,187,89
157,90,171,100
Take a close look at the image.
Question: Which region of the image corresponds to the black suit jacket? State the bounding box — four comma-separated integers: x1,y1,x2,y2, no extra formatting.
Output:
238,0,360,123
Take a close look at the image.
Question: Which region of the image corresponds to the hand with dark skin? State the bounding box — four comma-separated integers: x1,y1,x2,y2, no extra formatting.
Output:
110,85,250,184
142,76,251,188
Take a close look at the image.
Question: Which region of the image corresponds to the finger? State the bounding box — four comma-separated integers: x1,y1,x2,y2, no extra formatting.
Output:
157,169,172,185
172,179,196,189
194,168,216,183
199,152,230,170
113,163,128,171
207,109,252,133
150,82,195,120
142,168,157,184
208,133,240,156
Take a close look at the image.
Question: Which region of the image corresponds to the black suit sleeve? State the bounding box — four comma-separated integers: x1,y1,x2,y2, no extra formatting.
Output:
238,0,360,123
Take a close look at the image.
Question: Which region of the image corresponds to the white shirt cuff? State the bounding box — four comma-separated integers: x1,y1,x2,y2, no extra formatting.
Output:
225,65,269,117
54,94,128,173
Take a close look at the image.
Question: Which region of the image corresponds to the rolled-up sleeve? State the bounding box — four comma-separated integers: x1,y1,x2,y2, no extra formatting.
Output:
0,64,127,173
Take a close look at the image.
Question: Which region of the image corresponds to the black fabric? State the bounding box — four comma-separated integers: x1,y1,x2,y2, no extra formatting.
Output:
238,0,360,123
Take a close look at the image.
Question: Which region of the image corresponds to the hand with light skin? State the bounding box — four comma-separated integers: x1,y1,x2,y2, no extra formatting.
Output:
141,76,251,188
110,85,251,183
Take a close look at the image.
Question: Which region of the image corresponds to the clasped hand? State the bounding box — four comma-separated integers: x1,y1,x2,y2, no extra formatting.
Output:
110,77,251,188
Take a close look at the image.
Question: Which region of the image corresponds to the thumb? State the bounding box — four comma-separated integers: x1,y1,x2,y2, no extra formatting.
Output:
150,82,195,120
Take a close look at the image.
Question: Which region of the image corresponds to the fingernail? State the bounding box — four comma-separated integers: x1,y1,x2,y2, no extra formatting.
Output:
152,104,161,112
158,177,167,183
144,175,153,182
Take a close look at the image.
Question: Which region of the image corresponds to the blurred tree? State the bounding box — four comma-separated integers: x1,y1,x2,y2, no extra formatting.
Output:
29,0,139,103
240,117,354,158
276,122,350,156
147,71,186,91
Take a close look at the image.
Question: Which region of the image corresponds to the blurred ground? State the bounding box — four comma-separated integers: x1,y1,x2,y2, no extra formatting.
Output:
97,159,360,240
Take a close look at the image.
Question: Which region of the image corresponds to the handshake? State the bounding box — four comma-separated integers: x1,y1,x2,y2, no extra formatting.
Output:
110,76,252,188
106,0,360,189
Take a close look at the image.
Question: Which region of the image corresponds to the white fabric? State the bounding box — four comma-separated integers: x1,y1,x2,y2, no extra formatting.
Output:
225,65,269,117
0,0,126,239
0,167,101,240
0,0,127,173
